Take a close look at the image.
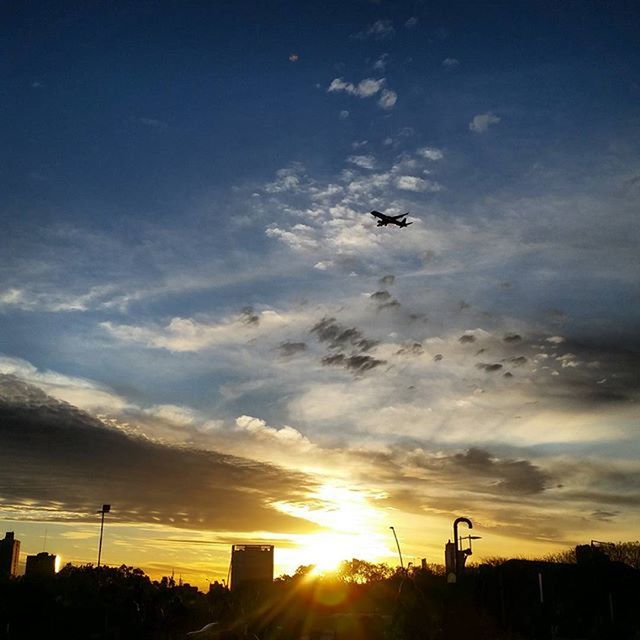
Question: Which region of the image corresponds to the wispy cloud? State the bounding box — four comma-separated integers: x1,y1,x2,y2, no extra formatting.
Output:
417,147,444,161
469,111,501,133
353,19,395,40
327,77,397,110
378,88,397,110
347,154,376,170
395,175,442,192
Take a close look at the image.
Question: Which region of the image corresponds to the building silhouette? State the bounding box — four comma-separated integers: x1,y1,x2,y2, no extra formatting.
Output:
0,532,20,578
229,544,273,590
25,552,56,578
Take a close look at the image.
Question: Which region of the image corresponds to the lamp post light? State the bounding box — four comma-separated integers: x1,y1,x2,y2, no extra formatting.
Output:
96,504,111,567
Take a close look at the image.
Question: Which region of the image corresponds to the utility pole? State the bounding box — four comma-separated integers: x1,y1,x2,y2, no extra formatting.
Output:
97,504,111,567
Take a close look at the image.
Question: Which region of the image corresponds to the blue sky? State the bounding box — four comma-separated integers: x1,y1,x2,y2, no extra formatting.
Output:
1,1,640,585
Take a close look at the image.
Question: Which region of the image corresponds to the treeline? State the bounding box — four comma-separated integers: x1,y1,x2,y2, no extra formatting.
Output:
1,542,640,639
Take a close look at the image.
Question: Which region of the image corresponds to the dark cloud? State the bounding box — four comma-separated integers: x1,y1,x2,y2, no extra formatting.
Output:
370,290,401,310
396,342,424,356
0,376,318,534
277,341,307,358
458,300,471,311
409,447,548,495
476,363,503,372
433,353,443,362
310,317,377,352
370,290,391,301
311,317,383,376
450,448,548,494
240,306,260,325
459,334,476,344
503,333,522,343
321,353,386,374
507,356,528,367
591,510,618,522
531,338,640,406
378,275,395,286
503,372,514,378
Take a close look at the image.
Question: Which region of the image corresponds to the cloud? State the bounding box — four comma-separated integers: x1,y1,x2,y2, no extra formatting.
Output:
310,317,377,352
328,77,397,110
410,447,549,495
347,155,376,170
339,110,350,119
241,306,260,325
378,89,397,110
476,362,504,372
0,355,129,413
469,112,501,133
354,19,395,40
379,275,395,286
265,164,305,193
370,290,392,302
417,147,444,161
235,415,314,452
101,307,312,353
373,53,389,71
405,17,418,29
370,290,400,311
395,175,441,192
442,57,460,69
0,376,319,533
327,77,385,98
503,333,522,343
321,353,386,374
277,341,308,358
311,317,385,375
288,53,299,62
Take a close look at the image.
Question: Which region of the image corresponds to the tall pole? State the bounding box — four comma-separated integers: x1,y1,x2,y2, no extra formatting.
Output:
389,526,405,571
97,510,105,567
96,504,110,567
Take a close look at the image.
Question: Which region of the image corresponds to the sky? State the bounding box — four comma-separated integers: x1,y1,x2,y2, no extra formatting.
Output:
1,0,639,589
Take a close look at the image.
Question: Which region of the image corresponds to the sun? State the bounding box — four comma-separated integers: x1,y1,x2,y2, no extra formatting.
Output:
273,482,392,574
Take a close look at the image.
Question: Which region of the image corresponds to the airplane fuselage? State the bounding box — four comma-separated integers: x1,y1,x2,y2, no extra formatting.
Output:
371,210,413,228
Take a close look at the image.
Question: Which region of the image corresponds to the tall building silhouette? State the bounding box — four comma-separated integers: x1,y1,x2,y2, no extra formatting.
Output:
0,531,20,578
25,552,56,578
229,544,273,590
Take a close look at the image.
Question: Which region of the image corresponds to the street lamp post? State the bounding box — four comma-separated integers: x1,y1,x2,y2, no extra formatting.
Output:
389,526,405,571
97,504,111,567
453,517,473,578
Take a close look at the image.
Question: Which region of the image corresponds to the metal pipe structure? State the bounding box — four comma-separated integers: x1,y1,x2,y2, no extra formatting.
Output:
389,526,405,571
453,517,473,577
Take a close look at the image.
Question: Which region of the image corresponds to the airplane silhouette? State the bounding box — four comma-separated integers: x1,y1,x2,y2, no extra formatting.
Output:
370,210,413,228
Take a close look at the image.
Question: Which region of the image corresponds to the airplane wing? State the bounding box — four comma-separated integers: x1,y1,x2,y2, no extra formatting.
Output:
370,210,386,219
391,212,410,219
